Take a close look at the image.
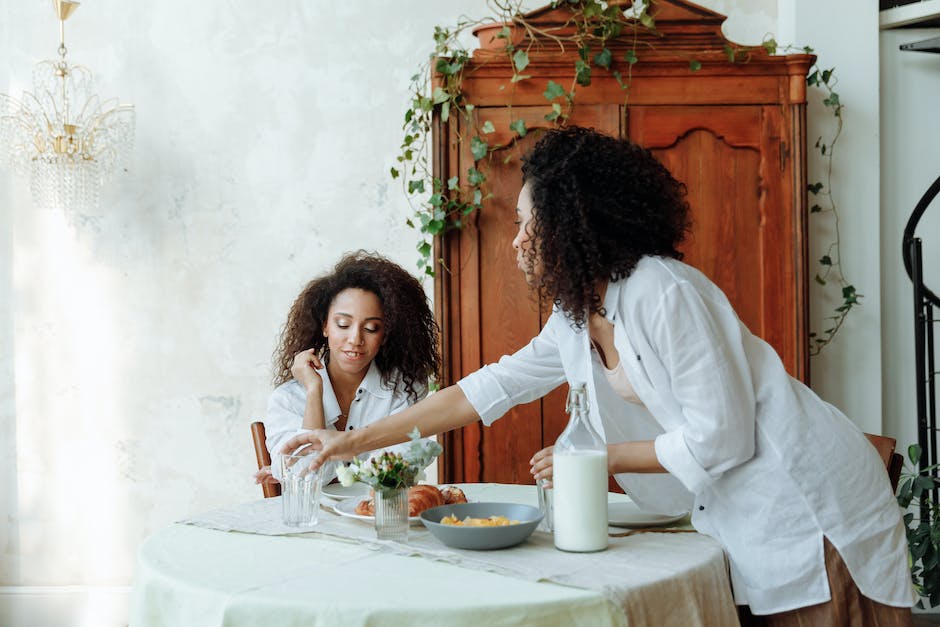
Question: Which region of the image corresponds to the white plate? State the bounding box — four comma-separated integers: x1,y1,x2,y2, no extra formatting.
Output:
608,501,689,528
332,497,421,524
321,482,371,500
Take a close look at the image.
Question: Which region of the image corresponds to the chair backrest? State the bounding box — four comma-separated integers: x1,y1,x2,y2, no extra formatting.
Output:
864,432,903,493
251,421,281,498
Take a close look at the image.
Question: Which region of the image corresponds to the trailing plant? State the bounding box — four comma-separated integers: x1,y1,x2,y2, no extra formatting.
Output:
896,444,940,607
392,0,857,354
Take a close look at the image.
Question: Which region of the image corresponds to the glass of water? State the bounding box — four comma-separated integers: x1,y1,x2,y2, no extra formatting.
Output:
279,450,323,527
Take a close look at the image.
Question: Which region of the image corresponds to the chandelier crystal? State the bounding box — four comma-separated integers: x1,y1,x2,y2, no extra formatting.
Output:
0,0,134,212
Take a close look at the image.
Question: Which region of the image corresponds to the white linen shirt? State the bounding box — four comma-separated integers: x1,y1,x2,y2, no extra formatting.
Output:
457,256,916,615
264,361,424,483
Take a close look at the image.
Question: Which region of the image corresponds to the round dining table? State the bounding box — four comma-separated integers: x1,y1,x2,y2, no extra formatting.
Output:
130,483,739,627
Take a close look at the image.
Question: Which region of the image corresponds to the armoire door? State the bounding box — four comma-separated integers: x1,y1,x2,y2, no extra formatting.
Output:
628,105,806,378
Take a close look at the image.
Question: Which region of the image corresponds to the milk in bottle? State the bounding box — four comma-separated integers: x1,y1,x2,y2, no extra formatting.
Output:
551,383,608,552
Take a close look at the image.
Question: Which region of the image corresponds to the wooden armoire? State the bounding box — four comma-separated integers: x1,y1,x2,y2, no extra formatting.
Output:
433,0,814,485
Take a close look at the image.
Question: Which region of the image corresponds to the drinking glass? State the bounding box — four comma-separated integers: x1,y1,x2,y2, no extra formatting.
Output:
279,451,323,527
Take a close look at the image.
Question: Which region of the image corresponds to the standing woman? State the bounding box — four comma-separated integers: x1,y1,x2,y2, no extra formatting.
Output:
282,129,916,624
258,250,440,485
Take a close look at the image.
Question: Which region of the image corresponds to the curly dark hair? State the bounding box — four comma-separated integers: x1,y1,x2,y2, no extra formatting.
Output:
520,126,691,326
273,250,441,403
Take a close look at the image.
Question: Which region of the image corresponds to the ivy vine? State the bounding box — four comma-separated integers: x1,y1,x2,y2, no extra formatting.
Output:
392,0,857,355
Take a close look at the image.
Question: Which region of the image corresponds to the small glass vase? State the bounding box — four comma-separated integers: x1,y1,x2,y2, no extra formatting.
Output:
374,486,409,541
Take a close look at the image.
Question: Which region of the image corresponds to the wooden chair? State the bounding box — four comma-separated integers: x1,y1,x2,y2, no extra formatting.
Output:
864,432,904,493
251,421,281,498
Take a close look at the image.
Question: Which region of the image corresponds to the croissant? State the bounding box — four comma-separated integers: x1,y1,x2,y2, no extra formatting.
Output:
408,484,445,516
441,485,468,505
354,484,449,517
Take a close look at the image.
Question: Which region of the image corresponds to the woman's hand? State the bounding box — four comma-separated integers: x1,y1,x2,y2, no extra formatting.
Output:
253,465,280,486
291,348,324,394
280,428,357,471
530,445,554,488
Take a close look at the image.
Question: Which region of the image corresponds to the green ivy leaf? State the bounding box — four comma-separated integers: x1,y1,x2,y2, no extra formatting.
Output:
408,179,425,194
432,86,449,105
513,49,530,72
543,80,566,101
510,73,531,83
545,102,562,122
447,176,459,190
417,241,431,257
762,38,778,55
819,255,832,266
810,204,822,213
481,120,496,134
470,136,489,161
509,119,527,137
625,49,638,65
814,274,826,286
807,182,824,195
689,59,702,72
639,11,655,30
594,48,612,69
467,167,486,186
440,101,450,122
575,59,592,86
807,70,819,86
910,444,922,464
390,167,400,179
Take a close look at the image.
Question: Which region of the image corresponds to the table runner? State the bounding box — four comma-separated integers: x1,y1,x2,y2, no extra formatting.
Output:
179,485,738,626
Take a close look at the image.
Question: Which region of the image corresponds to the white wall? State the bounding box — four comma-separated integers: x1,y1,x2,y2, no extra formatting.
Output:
879,27,940,458
778,0,884,435
2,0,900,595
0,0,488,587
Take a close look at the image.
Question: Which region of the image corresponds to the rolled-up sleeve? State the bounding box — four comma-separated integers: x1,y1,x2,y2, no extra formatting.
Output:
264,383,317,481
457,317,567,426
650,282,757,494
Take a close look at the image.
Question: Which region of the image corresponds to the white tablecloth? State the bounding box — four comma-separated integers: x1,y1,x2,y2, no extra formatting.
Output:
130,484,739,627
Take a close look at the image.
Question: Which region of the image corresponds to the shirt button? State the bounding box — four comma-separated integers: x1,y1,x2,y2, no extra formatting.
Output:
636,355,641,361
348,425,354,430
698,505,705,511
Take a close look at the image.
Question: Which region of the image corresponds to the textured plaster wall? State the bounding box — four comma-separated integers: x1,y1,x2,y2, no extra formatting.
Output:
7,0,885,590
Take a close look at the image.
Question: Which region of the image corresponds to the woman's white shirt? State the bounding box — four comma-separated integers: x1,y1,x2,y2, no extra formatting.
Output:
457,256,916,614
264,361,423,483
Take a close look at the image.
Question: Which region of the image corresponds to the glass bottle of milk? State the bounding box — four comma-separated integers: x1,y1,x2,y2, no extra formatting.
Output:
552,383,608,552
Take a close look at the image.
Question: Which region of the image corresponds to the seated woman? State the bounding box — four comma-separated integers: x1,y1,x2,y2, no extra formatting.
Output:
256,250,440,485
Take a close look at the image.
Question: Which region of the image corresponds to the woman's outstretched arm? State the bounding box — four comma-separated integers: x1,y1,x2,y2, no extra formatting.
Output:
280,384,480,470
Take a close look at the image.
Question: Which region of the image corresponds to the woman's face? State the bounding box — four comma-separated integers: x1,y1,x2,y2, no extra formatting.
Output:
323,288,386,376
512,182,542,284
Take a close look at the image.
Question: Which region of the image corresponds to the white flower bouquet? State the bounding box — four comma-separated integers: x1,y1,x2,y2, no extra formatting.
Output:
335,427,443,493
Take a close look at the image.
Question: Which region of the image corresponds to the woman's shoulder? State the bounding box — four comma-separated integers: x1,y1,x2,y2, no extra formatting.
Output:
269,379,305,403
620,257,693,295
616,257,719,315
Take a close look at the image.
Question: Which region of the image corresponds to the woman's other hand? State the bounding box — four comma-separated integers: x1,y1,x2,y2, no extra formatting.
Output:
253,465,280,486
291,348,324,394
530,445,554,487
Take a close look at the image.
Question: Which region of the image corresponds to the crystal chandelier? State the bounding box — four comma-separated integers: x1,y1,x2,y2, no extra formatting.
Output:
0,0,134,212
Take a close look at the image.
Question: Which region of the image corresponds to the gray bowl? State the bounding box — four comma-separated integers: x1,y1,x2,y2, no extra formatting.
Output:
420,502,543,550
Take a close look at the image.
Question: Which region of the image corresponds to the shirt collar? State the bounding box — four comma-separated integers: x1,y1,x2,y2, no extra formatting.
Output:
603,278,621,323
318,360,393,426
